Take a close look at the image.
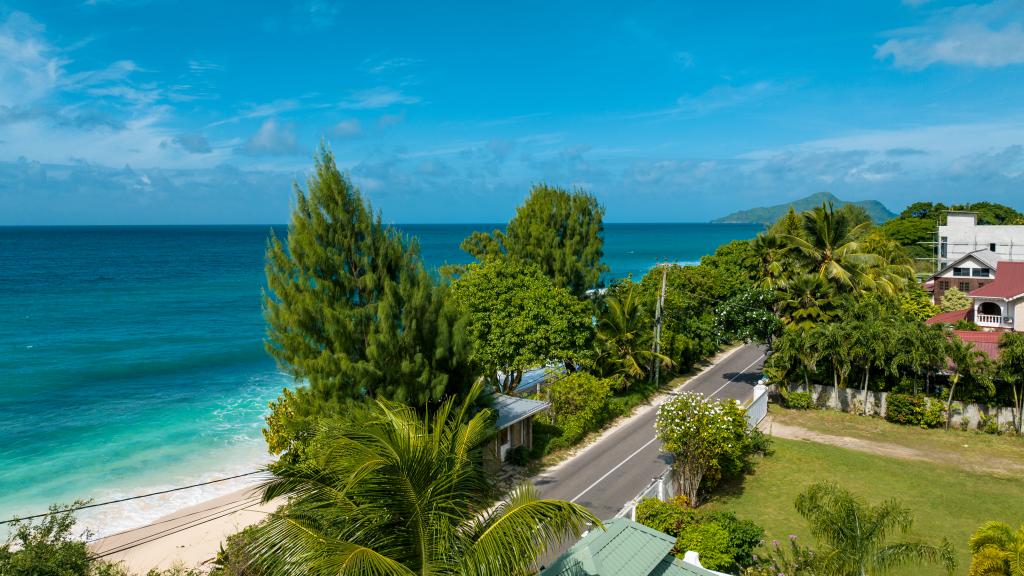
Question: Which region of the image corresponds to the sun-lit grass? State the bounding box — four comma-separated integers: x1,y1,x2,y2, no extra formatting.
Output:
709,437,1024,576
769,405,1024,476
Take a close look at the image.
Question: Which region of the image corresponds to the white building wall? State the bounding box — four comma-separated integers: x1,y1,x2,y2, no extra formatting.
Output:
938,212,1024,268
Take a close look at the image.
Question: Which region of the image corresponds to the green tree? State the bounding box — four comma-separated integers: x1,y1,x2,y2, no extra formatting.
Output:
248,381,599,576
262,148,475,456
745,232,792,290
594,281,671,388
546,372,613,445
461,184,607,296
655,393,750,507
0,502,92,576
778,274,840,329
998,332,1024,435
943,332,995,430
939,287,971,312
898,285,940,322
783,202,877,291
969,521,1024,576
451,258,593,393
794,482,956,576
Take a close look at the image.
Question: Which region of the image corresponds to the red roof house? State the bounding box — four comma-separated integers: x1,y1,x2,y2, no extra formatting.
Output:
951,330,1003,361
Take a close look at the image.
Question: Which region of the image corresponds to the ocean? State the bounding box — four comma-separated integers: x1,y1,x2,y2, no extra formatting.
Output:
0,223,760,534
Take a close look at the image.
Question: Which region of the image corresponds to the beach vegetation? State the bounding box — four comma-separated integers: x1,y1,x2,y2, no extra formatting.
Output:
262,147,476,458
246,380,598,576
968,521,1024,576
460,183,607,297
450,258,593,393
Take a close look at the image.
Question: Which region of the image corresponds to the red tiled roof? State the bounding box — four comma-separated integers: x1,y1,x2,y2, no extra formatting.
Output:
952,330,1003,360
970,261,1024,299
926,309,971,325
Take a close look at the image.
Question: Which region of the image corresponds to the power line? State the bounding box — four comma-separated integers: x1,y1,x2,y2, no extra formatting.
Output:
84,492,263,544
2,470,267,525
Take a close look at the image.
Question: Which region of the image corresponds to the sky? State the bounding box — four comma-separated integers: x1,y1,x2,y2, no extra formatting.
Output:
1,1,1023,224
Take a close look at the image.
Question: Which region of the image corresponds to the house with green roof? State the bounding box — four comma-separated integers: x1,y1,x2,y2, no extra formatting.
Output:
539,518,732,576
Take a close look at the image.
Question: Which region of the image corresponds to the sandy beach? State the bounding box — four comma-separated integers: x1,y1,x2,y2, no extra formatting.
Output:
90,487,282,574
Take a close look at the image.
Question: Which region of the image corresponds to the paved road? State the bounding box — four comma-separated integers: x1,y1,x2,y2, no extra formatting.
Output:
533,343,767,521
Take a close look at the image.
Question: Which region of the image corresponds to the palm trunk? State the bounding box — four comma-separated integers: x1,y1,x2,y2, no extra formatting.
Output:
1014,383,1023,436
945,374,959,431
861,365,870,416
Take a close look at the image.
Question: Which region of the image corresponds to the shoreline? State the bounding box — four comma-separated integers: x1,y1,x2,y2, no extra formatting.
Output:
89,487,282,574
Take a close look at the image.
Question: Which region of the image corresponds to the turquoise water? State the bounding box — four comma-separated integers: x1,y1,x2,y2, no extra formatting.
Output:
0,223,759,533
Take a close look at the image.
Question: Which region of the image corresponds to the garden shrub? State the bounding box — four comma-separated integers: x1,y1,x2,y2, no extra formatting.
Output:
702,511,766,570
547,372,613,445
635,496,694,536
885,393,944,428
978,414,1000,435
505,445,530,466
674,521,734,571
783,391,814,410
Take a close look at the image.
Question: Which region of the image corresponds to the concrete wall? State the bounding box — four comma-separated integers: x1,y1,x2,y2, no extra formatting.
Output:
776,383,1019,431
938,215,1024,268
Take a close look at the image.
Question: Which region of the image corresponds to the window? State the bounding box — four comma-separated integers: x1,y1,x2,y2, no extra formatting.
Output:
953,267,970,277
500,428,509,446
959,281,971,292
940,280,950,290
940,236,948,258
990,243,997,252
973,268,991,278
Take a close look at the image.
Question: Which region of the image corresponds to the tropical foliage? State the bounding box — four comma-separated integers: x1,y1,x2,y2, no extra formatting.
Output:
655,392,754,506
939,287,971,313
544,372,614,446
460,184,607,297
593,280,672,388
969,521,1024,576
793,482,957,575
262,147,475,457
247,381,599,576
450,258,593,393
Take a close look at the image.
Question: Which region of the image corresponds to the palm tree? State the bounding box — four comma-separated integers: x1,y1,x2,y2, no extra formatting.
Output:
746,232,791,291
248,381,599,576
778,274,839,329
969,521,1024,576
847,318,890,415
595,282,672,388
943,332,995,430
998,332,1024,435
859,234,915,296
812,322,851,390
795,482,956,576
782,202,877,291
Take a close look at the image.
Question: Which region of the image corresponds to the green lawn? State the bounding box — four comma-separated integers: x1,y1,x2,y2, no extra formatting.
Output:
709,438,1024,576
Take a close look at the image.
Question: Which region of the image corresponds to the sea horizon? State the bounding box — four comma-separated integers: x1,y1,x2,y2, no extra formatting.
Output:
0,223,761,536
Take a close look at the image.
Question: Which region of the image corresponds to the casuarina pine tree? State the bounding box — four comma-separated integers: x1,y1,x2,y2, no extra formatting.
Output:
262,147,475,456
461,184,607,297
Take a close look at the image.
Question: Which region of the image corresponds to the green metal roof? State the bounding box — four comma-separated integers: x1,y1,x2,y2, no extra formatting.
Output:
540,518,723,576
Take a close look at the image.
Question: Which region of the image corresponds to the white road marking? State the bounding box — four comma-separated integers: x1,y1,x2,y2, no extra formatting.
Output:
567,350,765,504
569,436,660,503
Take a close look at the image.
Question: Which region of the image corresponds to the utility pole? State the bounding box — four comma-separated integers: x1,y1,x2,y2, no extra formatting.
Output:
652,263,668,387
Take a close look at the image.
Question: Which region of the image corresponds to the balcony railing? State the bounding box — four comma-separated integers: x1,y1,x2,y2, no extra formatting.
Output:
977,314,1010,325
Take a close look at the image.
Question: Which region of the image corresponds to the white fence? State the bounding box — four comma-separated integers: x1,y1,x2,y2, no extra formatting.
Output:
614,386,769,520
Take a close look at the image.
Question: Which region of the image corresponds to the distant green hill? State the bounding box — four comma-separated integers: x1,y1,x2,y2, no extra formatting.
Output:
711,192,896,225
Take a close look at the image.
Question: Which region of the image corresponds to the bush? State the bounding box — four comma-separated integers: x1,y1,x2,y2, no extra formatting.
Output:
506,445,530,466
978,414,1001,435
885,393,944,428
210,523,262,576
547,372,613,446
675,522,734,571
702,511,766,570
0,502,93,576
635,496,694,536
783,391,814,410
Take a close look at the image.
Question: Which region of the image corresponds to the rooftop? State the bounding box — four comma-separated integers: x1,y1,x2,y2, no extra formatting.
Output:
926,309,971,326
952,330,1003,361
491,394,549,429
970,261,1024,299
539,518,724,576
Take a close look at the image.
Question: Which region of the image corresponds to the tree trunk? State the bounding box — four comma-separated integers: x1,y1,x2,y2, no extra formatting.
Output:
861,365,870,416
945,375,959,431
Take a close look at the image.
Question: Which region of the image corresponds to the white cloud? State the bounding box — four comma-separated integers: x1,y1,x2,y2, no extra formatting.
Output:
331,118,362,137
338,87,420,110
876,0,1024,69
674,81,783,115
244,118,300,155
0,11,64,107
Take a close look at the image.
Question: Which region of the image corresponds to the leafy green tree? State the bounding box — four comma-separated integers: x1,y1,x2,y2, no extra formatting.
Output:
262,148,475,456
765,327,819,390
939,287,971,312
0,502,92,576
783,202,877,291
718,286,783,345
998,332,1024,435
969,521,1024,576
898,285,940,322
655,393,750,507
451,258,593,393
248,381,599,576
546,372,613,445
594,281,671,388
794,482,956,576
878,217,938,259
461,184,607,296
847,317,890,414
778,274,840,329
813,322,852,389
944,332,995,430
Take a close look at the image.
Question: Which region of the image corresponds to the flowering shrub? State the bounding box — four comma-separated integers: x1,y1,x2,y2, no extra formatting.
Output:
655,392,752,506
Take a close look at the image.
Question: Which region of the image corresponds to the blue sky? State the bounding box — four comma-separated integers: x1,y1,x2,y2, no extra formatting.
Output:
1,1,1023,224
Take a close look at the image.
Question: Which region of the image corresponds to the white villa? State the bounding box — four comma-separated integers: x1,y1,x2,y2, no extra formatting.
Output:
928,260,1024,335
938,211,1024,269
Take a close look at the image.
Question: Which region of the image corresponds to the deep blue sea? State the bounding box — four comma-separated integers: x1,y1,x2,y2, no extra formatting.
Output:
0,223,759,534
